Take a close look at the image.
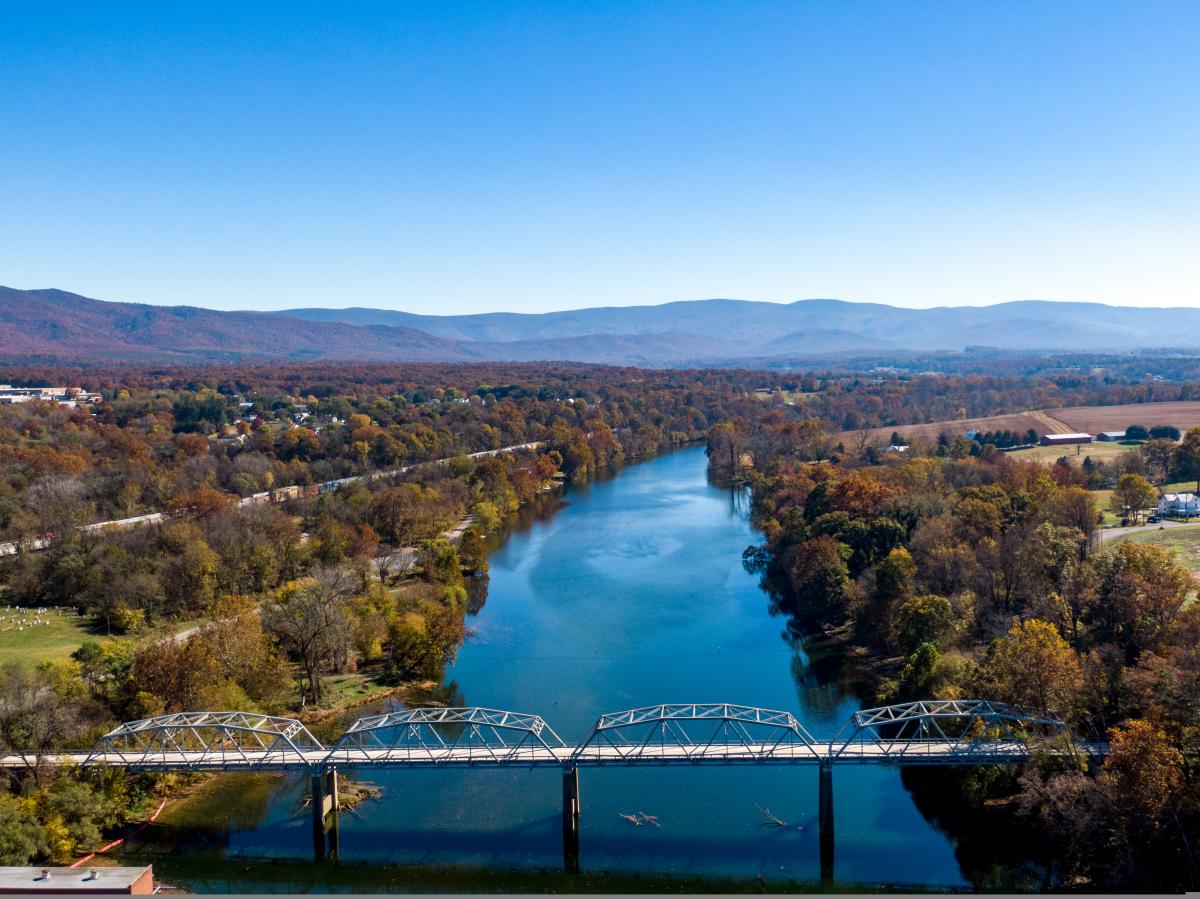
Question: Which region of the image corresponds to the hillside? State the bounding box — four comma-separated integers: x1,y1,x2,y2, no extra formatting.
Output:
280,298,1200,358
0,287,481,363
6,285,1200,367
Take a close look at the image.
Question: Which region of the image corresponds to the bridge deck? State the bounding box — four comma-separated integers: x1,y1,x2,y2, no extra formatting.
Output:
0,741,1106,771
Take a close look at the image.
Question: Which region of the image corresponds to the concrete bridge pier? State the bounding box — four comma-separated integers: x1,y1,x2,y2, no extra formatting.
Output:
818,762,834,883
311,767,340,860
562,766,581,873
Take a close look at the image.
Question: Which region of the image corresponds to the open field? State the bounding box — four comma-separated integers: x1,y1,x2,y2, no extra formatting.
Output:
843,400,1200,446
841,410,1069,445
1051,401,1200,433
0,606,111,666
1006,441,1140,464
1113,527,1200,591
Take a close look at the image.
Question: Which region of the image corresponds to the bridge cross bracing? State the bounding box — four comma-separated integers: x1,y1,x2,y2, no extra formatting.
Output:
0,700,1103,773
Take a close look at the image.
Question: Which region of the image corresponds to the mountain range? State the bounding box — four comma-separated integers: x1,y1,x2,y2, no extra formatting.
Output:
2,285,1199,368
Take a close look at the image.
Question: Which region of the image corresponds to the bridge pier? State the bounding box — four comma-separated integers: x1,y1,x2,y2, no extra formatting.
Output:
311,767,339,861
818,762,834,883
562,766,581,873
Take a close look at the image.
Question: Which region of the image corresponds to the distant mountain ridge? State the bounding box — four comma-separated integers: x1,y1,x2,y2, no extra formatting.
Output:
2,285,1200,367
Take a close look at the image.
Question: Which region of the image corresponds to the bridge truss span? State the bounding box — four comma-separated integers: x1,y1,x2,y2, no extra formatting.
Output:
328,706,568,767
84,712,325,771
570,703,824,765
830,699,1072,764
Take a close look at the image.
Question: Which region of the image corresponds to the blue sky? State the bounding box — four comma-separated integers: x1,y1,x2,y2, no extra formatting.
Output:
2,1,1197,313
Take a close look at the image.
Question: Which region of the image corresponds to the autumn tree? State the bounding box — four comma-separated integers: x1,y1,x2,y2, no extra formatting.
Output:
1110,473,1157,525
262,567,355,705
979,619,1083,720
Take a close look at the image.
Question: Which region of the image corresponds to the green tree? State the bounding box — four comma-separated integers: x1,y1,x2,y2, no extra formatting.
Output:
1172,426,1200,492
894,594,953,654
787,536,850,618
1110,473,1157,525
0,793,45,864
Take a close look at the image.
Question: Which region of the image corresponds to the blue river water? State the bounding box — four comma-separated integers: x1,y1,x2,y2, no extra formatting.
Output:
152,446,972,889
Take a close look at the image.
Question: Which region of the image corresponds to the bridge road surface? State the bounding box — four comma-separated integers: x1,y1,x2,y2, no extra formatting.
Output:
0,741,1107,771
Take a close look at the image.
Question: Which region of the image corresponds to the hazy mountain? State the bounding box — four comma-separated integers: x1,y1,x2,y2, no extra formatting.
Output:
280,298,1200,358
4,285,1200,367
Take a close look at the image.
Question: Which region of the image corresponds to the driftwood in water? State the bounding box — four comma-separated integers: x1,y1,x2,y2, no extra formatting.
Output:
618,811,661,828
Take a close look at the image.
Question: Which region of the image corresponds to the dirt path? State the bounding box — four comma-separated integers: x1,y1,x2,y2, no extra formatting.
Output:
1027,409,1074,434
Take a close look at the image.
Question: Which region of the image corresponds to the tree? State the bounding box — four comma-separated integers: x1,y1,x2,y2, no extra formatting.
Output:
127,639,226,713
0,793,45,864
1173,427,1200,492
262,568,355,705
980,619,1083,720
894,594,953,654
1110,473,1157,525
1125,424,1149,442
0,664,83,773
787,536,850,618
196,595,292,710
1141,438,1177,483
1092,541,1191,659
1102,719,1183,825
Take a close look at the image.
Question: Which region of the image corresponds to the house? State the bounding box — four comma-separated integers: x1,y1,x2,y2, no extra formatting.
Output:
1158,493,1200,518
1096,431,1126,442
1040,432,1093,446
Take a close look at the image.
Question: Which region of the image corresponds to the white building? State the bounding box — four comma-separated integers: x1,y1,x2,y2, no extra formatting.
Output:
0,385,103,407
1157,492,1200,518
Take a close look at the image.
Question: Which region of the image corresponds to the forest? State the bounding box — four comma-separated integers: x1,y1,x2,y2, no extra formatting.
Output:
728,411,1200,890
2,358,1200,876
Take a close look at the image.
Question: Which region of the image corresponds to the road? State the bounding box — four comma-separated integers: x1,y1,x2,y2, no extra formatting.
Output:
1100,518,1200,543
0,740,1109,772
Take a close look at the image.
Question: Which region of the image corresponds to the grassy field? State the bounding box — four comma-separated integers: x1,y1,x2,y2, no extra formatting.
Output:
0,606,116,666
1006,440,1142,465
1113,526,1200,578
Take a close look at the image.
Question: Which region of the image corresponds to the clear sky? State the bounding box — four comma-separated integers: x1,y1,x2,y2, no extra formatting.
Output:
2,1,1197,313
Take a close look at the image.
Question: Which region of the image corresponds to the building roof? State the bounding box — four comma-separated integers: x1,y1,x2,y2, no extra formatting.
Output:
1100,431,1126,437
1162,493,1198,502
1043,432,1092,440
0,866,152,893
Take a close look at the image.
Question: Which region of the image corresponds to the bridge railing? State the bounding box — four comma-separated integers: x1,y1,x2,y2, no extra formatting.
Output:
328,707,567,766
84,711,325,771
29,698,1101,772
829,699,1072,764
569,703,824,765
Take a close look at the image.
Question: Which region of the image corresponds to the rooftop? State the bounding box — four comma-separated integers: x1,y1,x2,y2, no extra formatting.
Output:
0,866,153,894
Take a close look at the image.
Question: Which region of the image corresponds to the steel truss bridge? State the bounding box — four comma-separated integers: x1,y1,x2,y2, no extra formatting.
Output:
0,700,1105,877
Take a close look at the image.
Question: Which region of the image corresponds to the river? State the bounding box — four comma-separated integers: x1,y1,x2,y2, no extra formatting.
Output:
131,446,984,891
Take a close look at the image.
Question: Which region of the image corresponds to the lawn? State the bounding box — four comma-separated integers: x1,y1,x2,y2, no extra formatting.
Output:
1005,440,1144,465
1113,526,1200,577
0,606,115,666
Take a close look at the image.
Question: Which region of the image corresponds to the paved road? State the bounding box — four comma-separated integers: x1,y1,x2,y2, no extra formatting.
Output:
0,740,1108,772
1100,519,1200,543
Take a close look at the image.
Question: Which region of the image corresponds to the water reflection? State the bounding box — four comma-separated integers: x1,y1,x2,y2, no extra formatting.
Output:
128,447,983,891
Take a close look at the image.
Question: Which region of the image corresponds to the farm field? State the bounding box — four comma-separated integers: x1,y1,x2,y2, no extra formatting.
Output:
843,400,1200,446
842,409,1069,445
